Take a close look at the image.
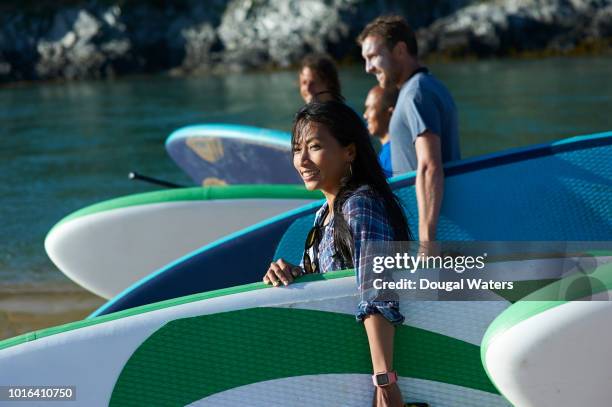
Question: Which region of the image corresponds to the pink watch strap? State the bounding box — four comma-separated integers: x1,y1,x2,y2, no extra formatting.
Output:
372,371,398,387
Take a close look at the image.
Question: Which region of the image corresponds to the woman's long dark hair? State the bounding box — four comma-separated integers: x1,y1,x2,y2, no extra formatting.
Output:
292,101,412,266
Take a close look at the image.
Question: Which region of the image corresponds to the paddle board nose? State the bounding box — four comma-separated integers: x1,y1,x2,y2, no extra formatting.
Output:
166,124,302,185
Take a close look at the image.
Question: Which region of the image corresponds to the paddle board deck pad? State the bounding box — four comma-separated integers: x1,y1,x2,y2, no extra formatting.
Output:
481,259,612,407
45,185,321,299
0,271,512,406
93,131,612,317
165,124,299,185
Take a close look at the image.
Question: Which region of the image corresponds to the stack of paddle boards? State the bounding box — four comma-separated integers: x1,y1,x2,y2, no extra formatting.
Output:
2,130,610,406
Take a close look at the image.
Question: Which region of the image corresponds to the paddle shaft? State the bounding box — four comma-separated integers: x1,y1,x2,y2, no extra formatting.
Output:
129,172,185,189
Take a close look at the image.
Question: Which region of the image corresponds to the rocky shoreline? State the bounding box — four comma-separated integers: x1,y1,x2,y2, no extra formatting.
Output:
1,0,611,83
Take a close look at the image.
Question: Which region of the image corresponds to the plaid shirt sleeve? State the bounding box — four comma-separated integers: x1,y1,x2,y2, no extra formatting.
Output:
342,190,394,270
342,189,405,325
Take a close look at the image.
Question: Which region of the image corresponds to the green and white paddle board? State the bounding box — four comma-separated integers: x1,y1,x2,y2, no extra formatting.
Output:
0,270,516,407
482,257,612,407
45,185,320,299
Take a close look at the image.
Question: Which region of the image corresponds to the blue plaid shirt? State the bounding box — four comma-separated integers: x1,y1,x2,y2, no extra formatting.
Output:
308,185,405,325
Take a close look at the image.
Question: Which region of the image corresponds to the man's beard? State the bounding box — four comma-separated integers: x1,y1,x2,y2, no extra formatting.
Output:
382,78,394,88
380,67,398,89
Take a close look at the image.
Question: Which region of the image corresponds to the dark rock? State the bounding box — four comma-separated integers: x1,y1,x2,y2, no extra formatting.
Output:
164,2,223,74
590,4,612,38
217,0,351,70
417,0,612,57
0,0,610,83
33,6,134,80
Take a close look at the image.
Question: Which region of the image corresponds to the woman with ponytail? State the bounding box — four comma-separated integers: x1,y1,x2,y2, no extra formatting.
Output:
263,101,419,407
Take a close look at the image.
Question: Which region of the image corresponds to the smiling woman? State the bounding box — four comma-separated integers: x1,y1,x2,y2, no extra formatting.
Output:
292,121,353,193
262,101,416,406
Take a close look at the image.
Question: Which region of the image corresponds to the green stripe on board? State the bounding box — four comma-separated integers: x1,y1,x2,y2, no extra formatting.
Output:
49,184,322,232
0,271,353,352
110,308,498,406
491,279,559,302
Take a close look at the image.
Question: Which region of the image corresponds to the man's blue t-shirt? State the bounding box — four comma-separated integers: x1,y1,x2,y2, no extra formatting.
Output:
389,70,460,174
378,142,392,178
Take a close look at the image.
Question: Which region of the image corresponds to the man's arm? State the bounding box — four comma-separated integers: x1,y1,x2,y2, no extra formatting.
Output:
414,131,444,241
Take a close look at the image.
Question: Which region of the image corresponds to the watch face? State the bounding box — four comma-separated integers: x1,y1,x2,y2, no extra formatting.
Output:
375,374,389,386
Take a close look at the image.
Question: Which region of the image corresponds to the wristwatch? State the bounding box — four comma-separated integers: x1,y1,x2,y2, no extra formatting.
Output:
371,371,398,387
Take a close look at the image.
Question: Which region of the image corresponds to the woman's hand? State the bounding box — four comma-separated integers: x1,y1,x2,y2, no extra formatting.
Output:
263,259,303,286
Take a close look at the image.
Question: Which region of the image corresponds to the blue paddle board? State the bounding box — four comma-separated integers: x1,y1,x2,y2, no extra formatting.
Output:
93,131,612,317
165,124,300,185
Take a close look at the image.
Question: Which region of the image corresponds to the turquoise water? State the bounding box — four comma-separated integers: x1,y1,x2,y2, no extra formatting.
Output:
1,56,611,286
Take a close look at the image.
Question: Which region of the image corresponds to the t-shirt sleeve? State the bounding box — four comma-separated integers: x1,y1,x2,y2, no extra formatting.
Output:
402,87,442,142
378,144,393,178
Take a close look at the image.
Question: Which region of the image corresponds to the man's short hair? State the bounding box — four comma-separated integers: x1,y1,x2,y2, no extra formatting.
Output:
357,15,418,57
